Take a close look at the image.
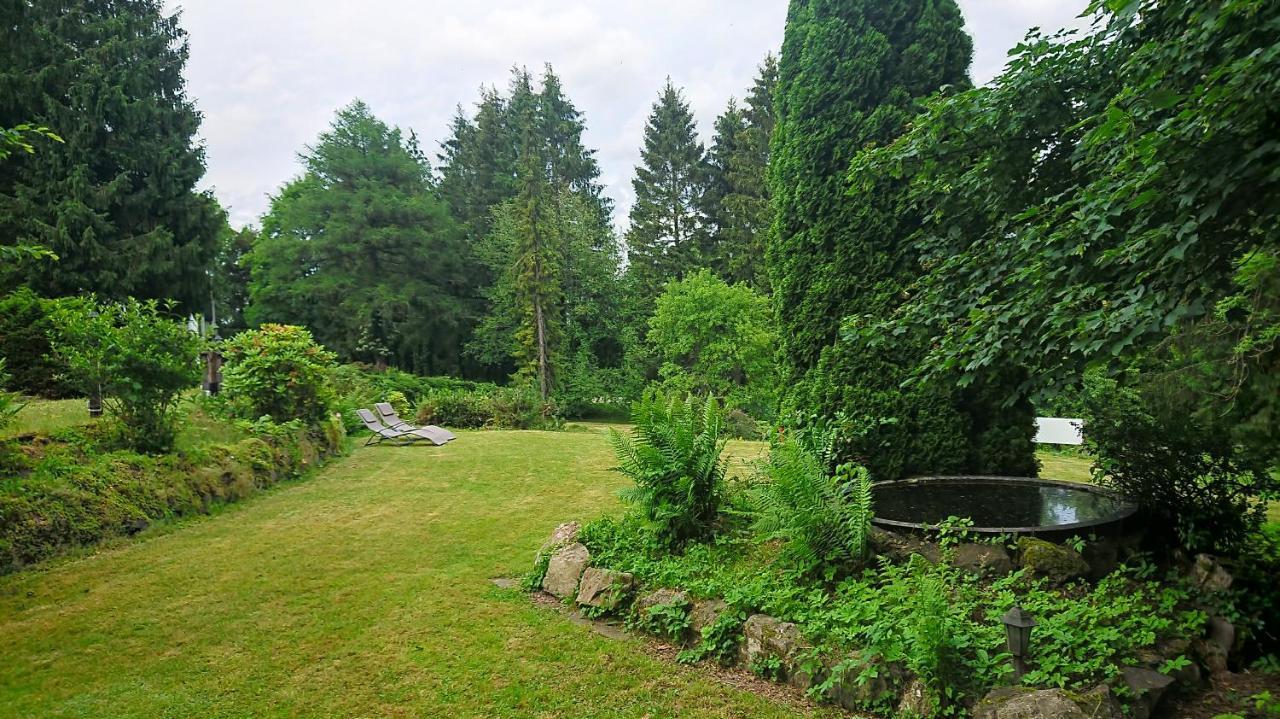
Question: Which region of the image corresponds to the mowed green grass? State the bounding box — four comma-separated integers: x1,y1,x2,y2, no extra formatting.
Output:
0,430,817,719
1,397,94,439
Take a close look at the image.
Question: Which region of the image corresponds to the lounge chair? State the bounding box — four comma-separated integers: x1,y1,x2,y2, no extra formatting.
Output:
374,402,456,443
356,408,449,447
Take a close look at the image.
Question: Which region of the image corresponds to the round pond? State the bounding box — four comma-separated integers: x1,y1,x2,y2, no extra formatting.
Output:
871,475,1139,538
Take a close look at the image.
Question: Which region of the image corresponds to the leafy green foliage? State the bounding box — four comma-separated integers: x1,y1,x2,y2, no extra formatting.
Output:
647,270,777,418
629,596,692,642
848,0,1280,450
246,101,467,376
49,297,201,453
768,0,1032,482
609,391,727,550
1081,370,1276,554
749,437,873,577
221,325,337,425
0,0,223,309
678,610,747,666
0,288,72,397
0,360,23,431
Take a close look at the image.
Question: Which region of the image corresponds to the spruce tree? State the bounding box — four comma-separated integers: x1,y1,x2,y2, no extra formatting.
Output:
0,0,223,309
769,0,1034,480
699,100,747,278
247,101,468,375
722,54,778,291
624,80,708,307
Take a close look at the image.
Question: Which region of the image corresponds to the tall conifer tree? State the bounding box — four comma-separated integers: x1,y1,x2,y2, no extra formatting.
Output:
769,0,1034,480
0,0,223,308
247,101,467,375
624,80,708,307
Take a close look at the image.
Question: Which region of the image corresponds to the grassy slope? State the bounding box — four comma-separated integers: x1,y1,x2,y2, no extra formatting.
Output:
0,430,811,719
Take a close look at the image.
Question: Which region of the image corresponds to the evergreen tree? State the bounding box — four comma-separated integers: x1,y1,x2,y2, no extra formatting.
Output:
624,80,708,307
721,54,778,291
698,100,747,278
210,225,256,335
768,0,1033,480
537,66,613,229
0,0,223,309
246,101,468,375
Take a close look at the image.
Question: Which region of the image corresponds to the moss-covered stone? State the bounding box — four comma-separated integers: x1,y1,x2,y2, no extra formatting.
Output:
1017,537,1089,584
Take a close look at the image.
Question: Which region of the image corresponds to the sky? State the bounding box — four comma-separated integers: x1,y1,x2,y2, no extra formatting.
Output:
168,1,1091,230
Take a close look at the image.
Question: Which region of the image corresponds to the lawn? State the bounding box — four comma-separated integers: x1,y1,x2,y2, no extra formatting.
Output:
0,429,814,719
0,398,94,439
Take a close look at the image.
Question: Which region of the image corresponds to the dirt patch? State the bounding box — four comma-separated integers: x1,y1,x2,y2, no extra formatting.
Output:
1165,670,1280,718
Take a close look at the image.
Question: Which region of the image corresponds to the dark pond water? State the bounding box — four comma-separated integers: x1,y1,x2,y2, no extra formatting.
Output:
873,479,1134,529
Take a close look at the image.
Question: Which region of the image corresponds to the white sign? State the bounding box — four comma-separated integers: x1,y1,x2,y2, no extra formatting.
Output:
1034,417,1084,445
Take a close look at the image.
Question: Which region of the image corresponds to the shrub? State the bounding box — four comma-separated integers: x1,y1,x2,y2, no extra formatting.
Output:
1081,370,1277,555
49,297,201,453
723,408,761,440
385,390,411,418
221,325,337,424
415,389,493,429
610,390,727,550
490,383,558,429
749,436,873,577
0,359,22,430
0,288,72,397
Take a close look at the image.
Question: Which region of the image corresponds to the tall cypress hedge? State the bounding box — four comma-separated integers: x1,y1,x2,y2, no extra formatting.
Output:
768,0,1036,480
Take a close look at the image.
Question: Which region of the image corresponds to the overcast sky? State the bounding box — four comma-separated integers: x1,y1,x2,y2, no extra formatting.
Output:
168,1,1090,230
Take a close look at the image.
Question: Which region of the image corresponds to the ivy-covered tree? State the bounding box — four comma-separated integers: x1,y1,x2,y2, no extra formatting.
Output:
0,0,223,309
624,80,708,308
246,101,467,375
769,0,1033,480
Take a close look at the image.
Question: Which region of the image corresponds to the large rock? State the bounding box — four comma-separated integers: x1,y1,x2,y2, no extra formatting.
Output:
540,521,581,554
1192,554,1234,593
740,614,810,687
575,567,634,610
952,543,1014,577
974,687,1088,719
541,543,589,598
1017,537,1089,584
1075,684,1123,719
1082,539,1120,581
823,652,903,710
871,527,940,564
1194,615,1236,674
689,598,730,635
1120,666,1175,719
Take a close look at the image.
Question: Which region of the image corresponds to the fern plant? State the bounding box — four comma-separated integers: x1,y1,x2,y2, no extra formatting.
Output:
609,390,727,551
750,436,874,576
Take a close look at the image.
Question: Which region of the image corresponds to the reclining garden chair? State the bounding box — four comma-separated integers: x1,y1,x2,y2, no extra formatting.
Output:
374,402,456,443
355,408,450,447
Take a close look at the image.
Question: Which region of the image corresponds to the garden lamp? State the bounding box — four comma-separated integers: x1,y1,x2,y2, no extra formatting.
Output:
1001,605,1037,679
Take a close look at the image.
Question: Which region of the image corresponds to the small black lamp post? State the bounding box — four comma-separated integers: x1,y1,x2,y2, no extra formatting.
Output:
202,335,223,396
1001,605,1037,680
